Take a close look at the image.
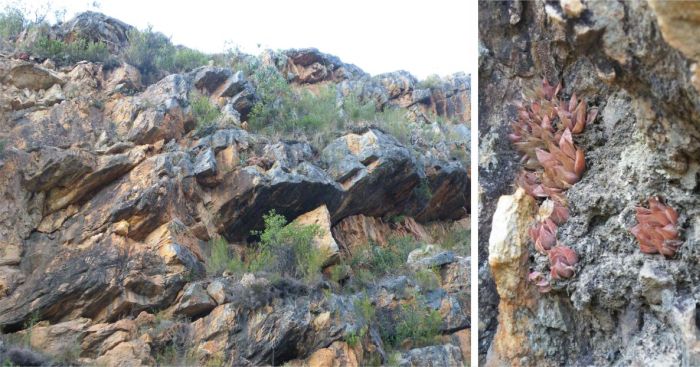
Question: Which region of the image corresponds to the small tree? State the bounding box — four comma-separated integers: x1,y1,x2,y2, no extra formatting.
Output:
250,210,323,282
0,6,26,39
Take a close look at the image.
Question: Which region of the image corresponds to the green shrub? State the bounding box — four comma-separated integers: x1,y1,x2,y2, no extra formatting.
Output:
190,92,221,131
248,67,345,147
387,352,402,367
28,36,63,59
417,74,443,90
374,108,412,145
343,92,376,122
441,228,469,255
249,210,324,283
330,264,350,283
29,36,111,64
415,178,433,202
353,294,376,323
0,6,26,39
291,86,343,136
414,268,441,291
206,236,244,276
345,326,367,348
64,38,111,63
218,44,259,76
388,214,406,224
248,65,295,131
0,139,5,157
349,236,422,278
383,300,442,349
171,47,209,73
123,26,176,82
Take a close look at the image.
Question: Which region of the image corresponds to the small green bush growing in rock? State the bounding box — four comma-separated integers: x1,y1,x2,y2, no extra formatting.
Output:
0,6,26,39
383,299,442,349
206,236,244,276
373,108,412,145
249,210,324,283
170,47,209,73
124,26,174,80
350,236,422,277
29,36,112,65
414,267,441,291
417,74,442,90
190,92,221,131
344,325,367,348
248,65,294,130
330,264,351,283
354,294,376,323
343,92,377,122
415,178,433,202
28,36,63,59
124,27,208,82
440,228,470,256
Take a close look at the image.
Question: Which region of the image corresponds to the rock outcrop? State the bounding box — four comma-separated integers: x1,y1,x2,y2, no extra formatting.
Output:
0,10,469,367
479,0,700,365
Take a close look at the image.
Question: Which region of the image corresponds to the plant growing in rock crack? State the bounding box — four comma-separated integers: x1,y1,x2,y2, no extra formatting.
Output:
548,245,578,280
529,218,557,254
630,197,682,257
509,79,596,292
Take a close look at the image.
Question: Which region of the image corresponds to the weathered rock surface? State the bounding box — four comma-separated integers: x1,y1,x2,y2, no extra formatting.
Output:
293,205,340,266
322,128,420,221
0,10,469,366
211,141,343,241
485,189,538,366
397,344,465,367
61,11,134,51
331,214,433,252
480,0,700,365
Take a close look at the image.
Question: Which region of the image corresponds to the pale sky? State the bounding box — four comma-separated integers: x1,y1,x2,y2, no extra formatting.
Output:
3,0,477,79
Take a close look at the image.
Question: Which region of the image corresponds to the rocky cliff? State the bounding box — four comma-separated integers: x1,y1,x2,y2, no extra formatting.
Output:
479,0,700,366
0,11,469,367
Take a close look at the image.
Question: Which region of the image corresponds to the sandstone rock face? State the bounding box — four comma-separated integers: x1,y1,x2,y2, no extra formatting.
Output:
272,48,366,84
61,11,134,51
3,62,65,90
480,1,700,365
293,205,340,266
486,189,539,366
397,344,465,367
648,0,700,91
0,10,468,365
331,214,433,252
322,129,420,221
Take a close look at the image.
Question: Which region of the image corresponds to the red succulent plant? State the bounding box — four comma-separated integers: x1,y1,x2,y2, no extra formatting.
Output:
536,129,586,189
630,197,682,257
512,80,594,287
548,245,579,280
529,219,558,254
548,198,570,224
516,171,566,202
554,93,598,134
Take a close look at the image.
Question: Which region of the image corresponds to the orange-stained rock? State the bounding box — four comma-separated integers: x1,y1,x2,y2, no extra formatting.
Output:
303,341,360,367
452,328,470,363
486,188,540,367
293,205,340,266
92,339,154,367
331,214,431,253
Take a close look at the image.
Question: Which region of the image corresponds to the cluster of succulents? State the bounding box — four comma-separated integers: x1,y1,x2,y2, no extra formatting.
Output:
510,79,596,293
631,197,681,257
